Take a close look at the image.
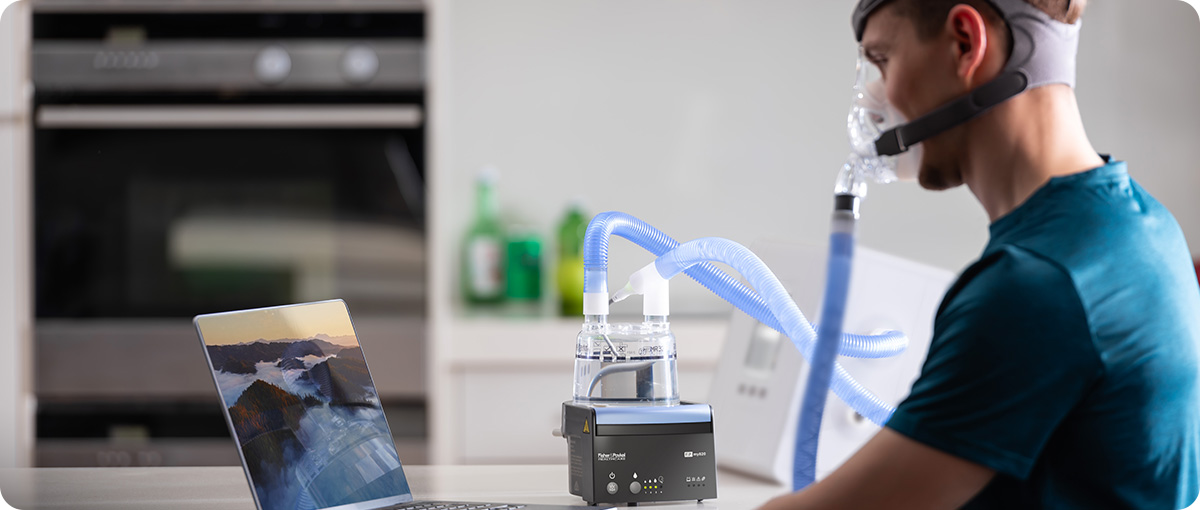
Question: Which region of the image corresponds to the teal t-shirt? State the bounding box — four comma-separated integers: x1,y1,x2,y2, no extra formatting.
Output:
886,159,1200,509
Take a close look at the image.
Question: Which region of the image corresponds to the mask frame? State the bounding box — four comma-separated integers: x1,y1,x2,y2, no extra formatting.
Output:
845,46,924,186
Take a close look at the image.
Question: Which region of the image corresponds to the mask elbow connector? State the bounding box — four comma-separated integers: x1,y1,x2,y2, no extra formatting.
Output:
835,158,870,199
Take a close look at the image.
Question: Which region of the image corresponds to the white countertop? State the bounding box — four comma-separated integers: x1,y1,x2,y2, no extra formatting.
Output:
0,465,789,510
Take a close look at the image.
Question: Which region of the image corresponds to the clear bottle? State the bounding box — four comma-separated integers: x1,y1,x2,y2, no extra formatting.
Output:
461,166,505,304
572,315,679,405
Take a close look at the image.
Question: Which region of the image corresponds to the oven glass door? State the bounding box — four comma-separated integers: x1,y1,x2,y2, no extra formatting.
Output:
35,104,426,318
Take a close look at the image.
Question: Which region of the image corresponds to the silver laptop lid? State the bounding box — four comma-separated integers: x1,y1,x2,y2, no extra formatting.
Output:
195,299,413,510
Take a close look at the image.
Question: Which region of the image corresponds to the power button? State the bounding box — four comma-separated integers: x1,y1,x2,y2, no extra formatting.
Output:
629,481,642,494
606,482,618,495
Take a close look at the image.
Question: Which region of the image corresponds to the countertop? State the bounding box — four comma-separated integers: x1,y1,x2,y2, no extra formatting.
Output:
0,465,790,509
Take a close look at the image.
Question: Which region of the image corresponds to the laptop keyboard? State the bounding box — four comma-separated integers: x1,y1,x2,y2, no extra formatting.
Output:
390,503,527,510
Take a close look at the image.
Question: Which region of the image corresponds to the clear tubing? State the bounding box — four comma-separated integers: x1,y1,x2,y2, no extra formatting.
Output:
793,217,855,489
582,212,907,359
651,236,895,427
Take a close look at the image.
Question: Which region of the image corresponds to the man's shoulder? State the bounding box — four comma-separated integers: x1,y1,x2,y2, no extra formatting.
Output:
939,245,1085,324
926,244,1101,382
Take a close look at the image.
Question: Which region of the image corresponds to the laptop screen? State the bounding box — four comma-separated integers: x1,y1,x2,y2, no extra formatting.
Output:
195,300,413,510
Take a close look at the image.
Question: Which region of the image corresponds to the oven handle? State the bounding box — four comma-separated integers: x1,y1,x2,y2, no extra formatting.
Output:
35,104,423,129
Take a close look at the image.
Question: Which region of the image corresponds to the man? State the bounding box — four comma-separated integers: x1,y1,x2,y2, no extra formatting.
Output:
761,1,1200,508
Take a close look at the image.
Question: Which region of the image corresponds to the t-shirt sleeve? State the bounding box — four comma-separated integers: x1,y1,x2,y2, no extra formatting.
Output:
886,247,1103,479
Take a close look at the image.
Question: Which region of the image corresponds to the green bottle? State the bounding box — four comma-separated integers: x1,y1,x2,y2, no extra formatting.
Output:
505,228,542,301
556,200,588,316
462,167,505,305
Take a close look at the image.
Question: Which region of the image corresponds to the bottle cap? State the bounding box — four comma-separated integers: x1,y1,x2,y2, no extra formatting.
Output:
478,165,499,184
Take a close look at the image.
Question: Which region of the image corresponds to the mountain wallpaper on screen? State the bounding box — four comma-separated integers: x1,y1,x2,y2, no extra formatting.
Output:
207,339,343,373
227,379,306,442
203,330,410,510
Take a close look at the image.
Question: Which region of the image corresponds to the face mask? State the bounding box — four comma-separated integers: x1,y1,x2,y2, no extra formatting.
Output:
845,46,924,187
844,0,1081,192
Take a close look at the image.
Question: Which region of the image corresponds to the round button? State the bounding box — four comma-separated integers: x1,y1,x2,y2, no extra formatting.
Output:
629,481,642,494
255,46,291,85
606,482,618,495
341,45,379,84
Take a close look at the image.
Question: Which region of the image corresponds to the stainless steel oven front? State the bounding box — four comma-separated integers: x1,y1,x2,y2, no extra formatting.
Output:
31,1,429,466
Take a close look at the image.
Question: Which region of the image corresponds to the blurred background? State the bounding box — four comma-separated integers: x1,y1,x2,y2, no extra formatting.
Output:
0,0,1197,470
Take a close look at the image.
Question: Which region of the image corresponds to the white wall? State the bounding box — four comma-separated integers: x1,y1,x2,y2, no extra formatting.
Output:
0,0,31,469
1075,0,1200,233
432,0,1200,316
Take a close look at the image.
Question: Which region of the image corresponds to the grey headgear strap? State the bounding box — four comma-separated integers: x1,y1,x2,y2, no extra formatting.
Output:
851,0,1082,156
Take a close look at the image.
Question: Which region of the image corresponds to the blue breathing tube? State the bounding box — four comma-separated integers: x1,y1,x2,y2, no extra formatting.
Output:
583,212,906,360
583,203,884,490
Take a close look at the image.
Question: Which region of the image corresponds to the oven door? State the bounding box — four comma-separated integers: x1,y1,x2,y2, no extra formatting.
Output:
29,7,430,467
32,101,430,465
34,102,427,318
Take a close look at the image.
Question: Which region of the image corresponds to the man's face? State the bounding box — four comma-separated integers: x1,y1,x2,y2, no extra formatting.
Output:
859,5,971,190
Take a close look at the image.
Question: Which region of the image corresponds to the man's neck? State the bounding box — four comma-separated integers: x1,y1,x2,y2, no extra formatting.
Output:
959,85,1106,222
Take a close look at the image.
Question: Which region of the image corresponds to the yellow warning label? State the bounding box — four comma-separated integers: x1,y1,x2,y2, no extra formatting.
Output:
583,419,590,434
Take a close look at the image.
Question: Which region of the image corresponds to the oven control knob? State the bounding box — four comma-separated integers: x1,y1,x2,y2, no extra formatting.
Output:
255,45,291,85
341,45,379,85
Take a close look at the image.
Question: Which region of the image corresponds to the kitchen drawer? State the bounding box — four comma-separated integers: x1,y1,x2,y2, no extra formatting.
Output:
35,317,426,400
37,438,241,467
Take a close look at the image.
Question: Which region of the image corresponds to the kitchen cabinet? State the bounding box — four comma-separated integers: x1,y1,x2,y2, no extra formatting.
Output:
0,0,33,469
426,316,724,464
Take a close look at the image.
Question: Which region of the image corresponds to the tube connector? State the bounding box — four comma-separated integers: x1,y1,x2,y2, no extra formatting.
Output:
833,193,860,218
610,262,670,317
583,292,609,316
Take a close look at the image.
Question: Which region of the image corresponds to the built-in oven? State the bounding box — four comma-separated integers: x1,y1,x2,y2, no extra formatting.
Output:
30,0,429,466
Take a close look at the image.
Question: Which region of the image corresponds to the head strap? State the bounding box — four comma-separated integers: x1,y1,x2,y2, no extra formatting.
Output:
852,0,1082,155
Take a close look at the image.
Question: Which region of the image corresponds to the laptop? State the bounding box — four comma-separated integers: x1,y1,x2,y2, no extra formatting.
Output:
195,299,606,510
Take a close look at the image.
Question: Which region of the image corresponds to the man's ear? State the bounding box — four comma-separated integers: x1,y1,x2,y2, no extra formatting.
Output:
945,4,989,87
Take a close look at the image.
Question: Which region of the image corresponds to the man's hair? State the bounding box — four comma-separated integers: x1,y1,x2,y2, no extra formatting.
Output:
891,0,1087,40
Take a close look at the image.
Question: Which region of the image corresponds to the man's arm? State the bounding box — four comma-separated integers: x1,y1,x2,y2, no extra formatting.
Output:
757,428,995,510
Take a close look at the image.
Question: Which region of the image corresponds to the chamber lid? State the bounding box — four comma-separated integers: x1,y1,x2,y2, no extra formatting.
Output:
593,404,711,425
